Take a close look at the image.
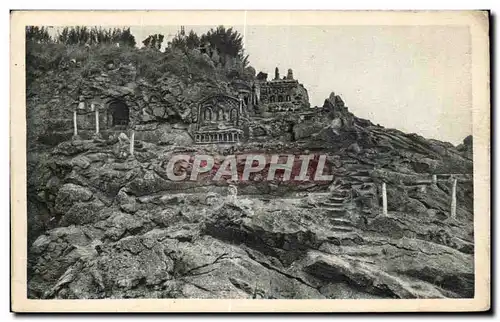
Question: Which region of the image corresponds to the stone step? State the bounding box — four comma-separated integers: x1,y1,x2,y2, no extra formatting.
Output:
329,194,349,200
325,231,364,240
350,176,374,183
339,157,358,162
344,163,374,169
341,161,359,165
320,201,344,208
323,206,346,212
350,170,371,176
329,193,349,198
330,226,354,232
340,174,372,180
328,196,346,202
329,218,353,226
330,188,351,194
323,206,345,212
324,209,348,217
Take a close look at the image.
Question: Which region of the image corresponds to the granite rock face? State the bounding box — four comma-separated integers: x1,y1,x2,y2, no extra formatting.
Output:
26,103,474,299
26,47,474,299
27,185,473,299
26,53,234,149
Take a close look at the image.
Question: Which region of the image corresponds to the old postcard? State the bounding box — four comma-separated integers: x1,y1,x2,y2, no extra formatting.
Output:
11,10,490,312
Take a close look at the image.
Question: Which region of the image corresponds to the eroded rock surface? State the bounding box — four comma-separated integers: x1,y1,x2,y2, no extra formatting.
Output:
27,130,474,299
27,84,474,299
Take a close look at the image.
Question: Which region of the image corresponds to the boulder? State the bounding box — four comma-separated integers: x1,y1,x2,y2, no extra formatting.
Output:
70,156,91,169
59,200,106,226
347,142,362,153
383,239,474,298
54,183,93,214
367,216,404,239
151,209,184,228
301,251,448,299
330,118,343,131
118,133,129,142
115,188,138,214
404,198,428,215
53,140,94,156
159,129,193,146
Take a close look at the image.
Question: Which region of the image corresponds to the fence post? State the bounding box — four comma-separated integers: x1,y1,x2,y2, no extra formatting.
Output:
73,109,78,136
95,106,99,134
382,182,388,216
129,130,135,156
451,177,457,219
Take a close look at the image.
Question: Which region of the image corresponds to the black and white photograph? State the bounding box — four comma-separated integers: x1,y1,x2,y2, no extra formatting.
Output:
10,10,490,312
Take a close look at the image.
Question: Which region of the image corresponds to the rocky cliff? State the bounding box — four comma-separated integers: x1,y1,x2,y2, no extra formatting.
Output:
26,44,474,300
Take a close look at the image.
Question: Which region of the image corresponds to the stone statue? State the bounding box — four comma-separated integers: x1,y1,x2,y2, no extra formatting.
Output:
227,184,238,204
274,67,280,80
112,133,130,159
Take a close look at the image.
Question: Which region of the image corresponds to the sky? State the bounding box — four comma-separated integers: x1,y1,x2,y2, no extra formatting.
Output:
51,25,473,145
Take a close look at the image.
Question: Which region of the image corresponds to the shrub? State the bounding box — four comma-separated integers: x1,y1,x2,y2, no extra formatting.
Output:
26,26,52,43
26,25,257,87
57,26,136,47
200,26,244,58
142,34,164,51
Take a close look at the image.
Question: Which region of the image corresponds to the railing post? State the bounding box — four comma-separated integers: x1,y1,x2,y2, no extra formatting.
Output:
432,174,437,185
73,109,78,136
451,177,457,219
382,182,388,216
95,106,99,134
129,130,135,156
351,187,354,208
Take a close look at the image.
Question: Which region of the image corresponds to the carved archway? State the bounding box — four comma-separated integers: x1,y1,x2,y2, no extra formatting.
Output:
108,99,129,126
203,107,213,121
196,94,240,130
229,108,238,123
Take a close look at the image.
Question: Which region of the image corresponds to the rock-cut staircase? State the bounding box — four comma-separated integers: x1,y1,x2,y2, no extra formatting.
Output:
314,189,355,233
319,156,377,234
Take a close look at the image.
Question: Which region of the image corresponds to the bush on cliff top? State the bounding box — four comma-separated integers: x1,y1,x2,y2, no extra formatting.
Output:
27,26,255,89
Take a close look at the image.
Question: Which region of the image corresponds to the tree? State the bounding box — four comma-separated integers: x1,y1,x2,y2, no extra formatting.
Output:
119,27,136,47
168,27,190,51
57,27,70,44
185,30,201,49
200,25,244,58
56,26,136,47
142,34,164,51
26,26,52,43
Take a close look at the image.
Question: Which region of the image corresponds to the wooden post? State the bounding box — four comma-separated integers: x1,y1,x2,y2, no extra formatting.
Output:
350,187,354,208
382,182,388,216
129,130,135,156
73,109,78,136
451,178,457,219
95,108,99,134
